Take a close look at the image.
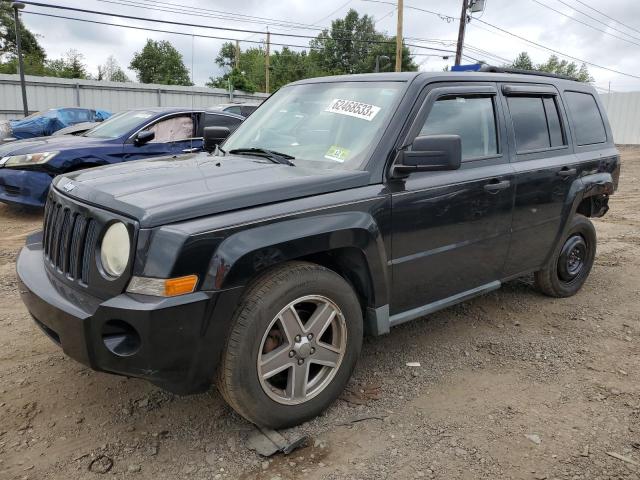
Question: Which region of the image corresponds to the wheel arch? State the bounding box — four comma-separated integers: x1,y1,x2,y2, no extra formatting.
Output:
545,172,614,264
202,212,390,324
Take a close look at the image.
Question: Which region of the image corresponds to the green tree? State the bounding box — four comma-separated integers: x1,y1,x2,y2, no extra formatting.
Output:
510,52,593,82
207,66,258,93
44,49,89,79
537,55,593,82
97,55,129,82
0,3,47,75
310,9,418,74
206,42,260,92
208,10,418,93
129,39,192,85
269,48,327,90
511,51,533,70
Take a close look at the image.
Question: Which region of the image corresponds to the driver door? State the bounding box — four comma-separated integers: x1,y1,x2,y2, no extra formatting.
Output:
389,84,515,319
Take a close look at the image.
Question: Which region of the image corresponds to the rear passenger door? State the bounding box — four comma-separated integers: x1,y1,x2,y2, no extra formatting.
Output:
500,84,577,276
390,84,515,317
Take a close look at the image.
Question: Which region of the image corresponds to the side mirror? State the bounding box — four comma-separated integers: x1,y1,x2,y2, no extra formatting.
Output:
393,134,462,176
135,130,155,146
203,126,230,153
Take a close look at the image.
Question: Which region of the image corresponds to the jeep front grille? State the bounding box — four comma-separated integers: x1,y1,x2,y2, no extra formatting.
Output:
42,198,97,283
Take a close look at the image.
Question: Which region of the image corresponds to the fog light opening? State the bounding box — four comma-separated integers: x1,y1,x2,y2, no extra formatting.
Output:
102,319,141,357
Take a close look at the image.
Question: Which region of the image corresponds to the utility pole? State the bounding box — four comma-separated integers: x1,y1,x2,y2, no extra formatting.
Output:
12,2,28,117
265,30,270,93
235,40,240,70
455,0,469,66
395,0,403,72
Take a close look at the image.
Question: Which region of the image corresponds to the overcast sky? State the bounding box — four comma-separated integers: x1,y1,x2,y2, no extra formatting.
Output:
18,0,640,92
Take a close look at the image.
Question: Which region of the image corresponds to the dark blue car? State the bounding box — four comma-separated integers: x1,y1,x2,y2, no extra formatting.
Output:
0,107,244,207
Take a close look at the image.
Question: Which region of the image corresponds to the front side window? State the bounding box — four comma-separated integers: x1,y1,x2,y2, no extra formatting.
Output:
419,96,498,160
147,115,194,143
564,91,606,146
508,95,566,153
223,81,405,170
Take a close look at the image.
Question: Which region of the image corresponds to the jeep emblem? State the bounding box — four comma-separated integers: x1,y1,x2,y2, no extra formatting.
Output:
63,182,76,192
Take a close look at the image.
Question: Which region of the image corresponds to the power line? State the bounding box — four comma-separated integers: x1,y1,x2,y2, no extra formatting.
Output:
361,0,457,22
464,44,511,64
573,0,640,36
92,0,468,58
22,9,459,58
20,1,456,53
368,0,640,80
21,11,314,50
313,0,355,25
552,0,640,40
96,0,328,33
471,16,640,79
19,1,354,42
530,0,640,47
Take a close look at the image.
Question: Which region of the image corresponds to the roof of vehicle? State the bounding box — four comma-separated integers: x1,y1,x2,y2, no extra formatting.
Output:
209,103,261,109
120,107,244,120
125,106,203,114
290,70,592,89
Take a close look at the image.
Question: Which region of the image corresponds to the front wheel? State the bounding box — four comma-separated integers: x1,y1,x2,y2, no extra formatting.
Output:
217,261,363,428
535,214,597,297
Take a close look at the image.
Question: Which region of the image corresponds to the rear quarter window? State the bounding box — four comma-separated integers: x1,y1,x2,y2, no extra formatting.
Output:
564,91,607,146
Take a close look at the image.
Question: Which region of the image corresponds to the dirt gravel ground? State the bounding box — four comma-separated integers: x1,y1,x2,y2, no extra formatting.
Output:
1,148,639,480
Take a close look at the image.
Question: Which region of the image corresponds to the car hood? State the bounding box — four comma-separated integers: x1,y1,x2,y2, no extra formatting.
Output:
54,153,370,228
0,134,110,156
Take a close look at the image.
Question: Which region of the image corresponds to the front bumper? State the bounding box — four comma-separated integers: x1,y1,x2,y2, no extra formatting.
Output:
17,233,242,394
0,168,51,207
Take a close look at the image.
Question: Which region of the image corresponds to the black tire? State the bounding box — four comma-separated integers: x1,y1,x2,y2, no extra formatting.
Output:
217,261,363,428
535,214,597,298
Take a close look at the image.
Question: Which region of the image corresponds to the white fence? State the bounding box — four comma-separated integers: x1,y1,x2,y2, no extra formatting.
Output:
0,74,269,120
600,92,640,145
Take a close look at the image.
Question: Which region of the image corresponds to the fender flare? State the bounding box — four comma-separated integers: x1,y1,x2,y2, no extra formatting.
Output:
202,211,390,309
547,172,614,263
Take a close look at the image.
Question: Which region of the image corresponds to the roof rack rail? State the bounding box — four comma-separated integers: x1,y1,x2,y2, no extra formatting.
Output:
477,64,577,81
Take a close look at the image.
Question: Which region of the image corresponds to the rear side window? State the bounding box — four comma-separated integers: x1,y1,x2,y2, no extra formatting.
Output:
419,96,498,160
507,96,566,153
564,91,606,145
203,113,243,133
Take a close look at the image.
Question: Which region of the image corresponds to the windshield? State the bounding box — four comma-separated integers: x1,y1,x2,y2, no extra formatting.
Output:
84,110,154,139
223,81,405,170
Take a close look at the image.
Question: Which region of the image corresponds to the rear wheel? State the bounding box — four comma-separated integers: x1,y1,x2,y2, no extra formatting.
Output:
217,261,363,428
535,215,596,297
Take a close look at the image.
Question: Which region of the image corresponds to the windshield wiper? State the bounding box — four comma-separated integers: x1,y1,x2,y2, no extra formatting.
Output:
228,148,295,166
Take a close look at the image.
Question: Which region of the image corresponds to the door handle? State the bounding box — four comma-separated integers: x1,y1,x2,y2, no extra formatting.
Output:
557,167,577,177
484,179,511,193
182,147,200,153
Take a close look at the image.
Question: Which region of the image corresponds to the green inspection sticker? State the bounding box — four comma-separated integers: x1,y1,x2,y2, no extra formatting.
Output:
324,145,350,162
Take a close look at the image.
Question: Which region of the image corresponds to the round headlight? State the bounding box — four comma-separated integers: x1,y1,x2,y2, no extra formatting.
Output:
100,222,130,278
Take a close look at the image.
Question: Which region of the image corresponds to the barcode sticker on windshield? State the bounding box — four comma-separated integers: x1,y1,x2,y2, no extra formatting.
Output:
325,99,381,121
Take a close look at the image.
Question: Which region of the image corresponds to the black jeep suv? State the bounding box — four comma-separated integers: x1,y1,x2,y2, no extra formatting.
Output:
17,71,620,428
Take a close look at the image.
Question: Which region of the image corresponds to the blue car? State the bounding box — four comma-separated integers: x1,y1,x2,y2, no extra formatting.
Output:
0,107,244,207
1,107,111,141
